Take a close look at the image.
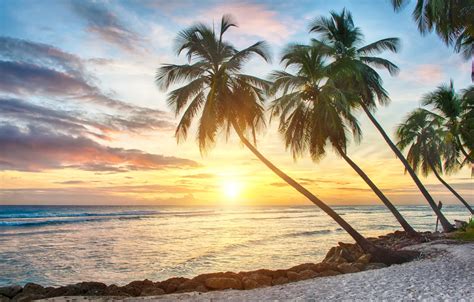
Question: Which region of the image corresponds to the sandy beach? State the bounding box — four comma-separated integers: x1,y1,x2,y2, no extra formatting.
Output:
36,240,473,302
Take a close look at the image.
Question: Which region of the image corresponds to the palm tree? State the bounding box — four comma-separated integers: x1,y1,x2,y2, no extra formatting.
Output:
308,9,454,232
390,0,474,81
421,81,473,164
459,86,474,159
396,109,473,213
270,44,418,236
155,15,416,264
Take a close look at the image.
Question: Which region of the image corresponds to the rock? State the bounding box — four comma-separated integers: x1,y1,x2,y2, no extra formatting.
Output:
319,270,341,277
0,286,22,299
205,277,242,290
123,279,154,296
357,254,372,264
105,284,130,297
11,293,45,302
0,295,9,302
289,263,317,273
140,287,165,296
246,273,272,287
11,284,48,302
241,278,260,290
76,282,107,295
336,263,360,274
22,283,44,294
46,284,82,298
160,277,189,294
353,262,366,270
286,271,301,282
176,280,205,293
298,270,319,280
324,247,337,261
364,263,387,270
271,277,288,285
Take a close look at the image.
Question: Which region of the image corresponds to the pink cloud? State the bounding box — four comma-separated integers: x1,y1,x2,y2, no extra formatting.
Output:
400,64,444,84
197,3,294,44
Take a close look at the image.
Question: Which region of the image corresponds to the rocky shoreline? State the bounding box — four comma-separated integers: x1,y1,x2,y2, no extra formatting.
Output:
0,231,441,302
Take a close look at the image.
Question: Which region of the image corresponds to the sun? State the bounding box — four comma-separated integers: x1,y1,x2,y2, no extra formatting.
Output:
222,180,242,199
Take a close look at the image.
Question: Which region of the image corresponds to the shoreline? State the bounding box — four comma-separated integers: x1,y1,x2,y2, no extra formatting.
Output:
0,231,459,302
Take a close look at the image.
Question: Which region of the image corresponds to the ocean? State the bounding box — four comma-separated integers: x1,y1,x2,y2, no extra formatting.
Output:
0,205,470,287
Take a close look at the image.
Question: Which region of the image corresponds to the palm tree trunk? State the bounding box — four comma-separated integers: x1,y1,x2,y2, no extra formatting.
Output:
455,135,473,163
428,161,474,214
231,122,418,264
339,150,419,236
360,102,454,232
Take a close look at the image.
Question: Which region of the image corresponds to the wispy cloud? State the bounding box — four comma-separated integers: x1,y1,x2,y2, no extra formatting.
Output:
399,64,444,84
0,124,198,172
0,37,174,133
70,0,145,54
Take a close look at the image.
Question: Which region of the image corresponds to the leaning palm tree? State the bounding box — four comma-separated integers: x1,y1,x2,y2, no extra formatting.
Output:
308,9,454,232
459,86,474,159
422,81,473,163
155,15,416,264
390,0,473,81
396,109,473,214
270,44,418,236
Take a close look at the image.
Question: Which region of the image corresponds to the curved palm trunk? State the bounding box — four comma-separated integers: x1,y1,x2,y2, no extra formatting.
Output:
339,150,419,236
232,122,417,264
360,103,454,232
428,162,474,214
455,135,473,163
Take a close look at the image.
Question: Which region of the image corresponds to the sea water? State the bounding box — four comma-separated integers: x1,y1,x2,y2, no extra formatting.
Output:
0,205,470,286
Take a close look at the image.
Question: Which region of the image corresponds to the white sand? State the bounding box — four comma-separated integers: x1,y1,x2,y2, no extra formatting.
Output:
41,241,473,302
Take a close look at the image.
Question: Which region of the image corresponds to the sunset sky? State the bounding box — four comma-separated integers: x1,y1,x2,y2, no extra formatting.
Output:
0,0,472,206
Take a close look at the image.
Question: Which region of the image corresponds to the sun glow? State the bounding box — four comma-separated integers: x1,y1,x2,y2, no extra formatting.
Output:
222,180,242,200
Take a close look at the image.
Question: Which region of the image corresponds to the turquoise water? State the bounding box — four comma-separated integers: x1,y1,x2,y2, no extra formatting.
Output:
0,205,470,287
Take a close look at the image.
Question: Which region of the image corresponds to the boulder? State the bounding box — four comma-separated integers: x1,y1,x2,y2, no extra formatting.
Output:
176,280,206,293
21,284,44,295
356,254,372,264
140,287,165,296
159,277,189,294
319,270,341,277
0,295,9,302
241,278,260,290
271,277,288,286
289,263,317,273
104,284,130,297
286,271,300,282
11,292,45,302
336,263,360,274
205,277,242,290
123,280,154,296
364,263,387,270
246,273,272,287
0,286,22,299
298,270,318,280
76,282,107,295
45,284,83,298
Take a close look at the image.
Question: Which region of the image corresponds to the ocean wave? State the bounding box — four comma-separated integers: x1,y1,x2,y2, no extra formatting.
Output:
286,229,332,237
0,210,159,219
0,216,142,228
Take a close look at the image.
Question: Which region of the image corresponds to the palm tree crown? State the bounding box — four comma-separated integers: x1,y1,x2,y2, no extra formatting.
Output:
309,8,400,110
270,44,361,161
155,15,271,153
396,109,449,176
421,81,473,168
